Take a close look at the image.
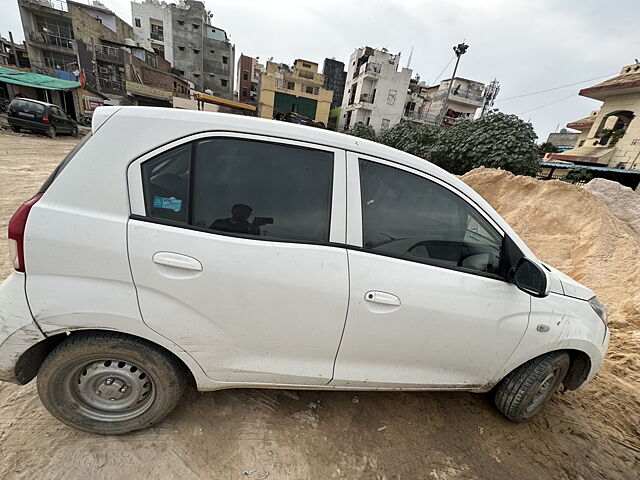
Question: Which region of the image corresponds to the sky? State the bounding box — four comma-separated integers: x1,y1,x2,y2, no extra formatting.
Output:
1,0,638,142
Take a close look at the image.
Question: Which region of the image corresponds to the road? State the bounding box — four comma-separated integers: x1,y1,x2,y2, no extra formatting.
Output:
0,128,638,479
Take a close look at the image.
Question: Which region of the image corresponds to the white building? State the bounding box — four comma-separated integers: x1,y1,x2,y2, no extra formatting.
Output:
131,0,174,64
338,46,412,132
404,77,485,126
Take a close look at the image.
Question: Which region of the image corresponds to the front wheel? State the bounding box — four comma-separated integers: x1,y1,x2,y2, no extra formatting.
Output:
37,332,186,434
494,351,570,422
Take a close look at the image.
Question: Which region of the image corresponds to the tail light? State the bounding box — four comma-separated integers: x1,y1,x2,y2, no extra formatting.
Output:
42,114,50,123
8,194,42,272
7,109,12,117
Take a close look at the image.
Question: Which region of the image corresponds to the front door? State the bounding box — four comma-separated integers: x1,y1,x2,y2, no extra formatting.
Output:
331,154,532,388
127,133,349,385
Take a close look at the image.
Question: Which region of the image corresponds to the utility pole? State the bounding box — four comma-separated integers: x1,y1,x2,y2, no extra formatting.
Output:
436,42,468,126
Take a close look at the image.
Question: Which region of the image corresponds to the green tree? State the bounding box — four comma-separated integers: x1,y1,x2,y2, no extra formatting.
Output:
538,141,559,157
346,122,377,141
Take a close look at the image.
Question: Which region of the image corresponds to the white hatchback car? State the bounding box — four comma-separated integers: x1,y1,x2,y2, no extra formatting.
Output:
0,107,609,434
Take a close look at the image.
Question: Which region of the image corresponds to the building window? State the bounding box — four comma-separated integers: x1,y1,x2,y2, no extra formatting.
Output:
193,49,200,54
243,70,249,81
135,18,141,27
193,24,199,29
287,81,295,90
381,119,390,129
178,69,185,75
302,62,311,68
305,85,317,95
210,49,215,54
150,23,164,41
178,20,184,26
221,78,228,87
193,73,200,78
178,46,185,51
242,87,248,97
222,56,228,64
387,89,397,105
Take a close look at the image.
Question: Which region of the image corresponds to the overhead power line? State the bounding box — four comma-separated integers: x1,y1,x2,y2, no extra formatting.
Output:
430,55,455,85
516,92,578,115
496,72,617,102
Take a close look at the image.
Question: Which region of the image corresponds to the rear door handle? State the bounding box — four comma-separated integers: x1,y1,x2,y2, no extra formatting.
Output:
365,291,401,306
152,252,203,271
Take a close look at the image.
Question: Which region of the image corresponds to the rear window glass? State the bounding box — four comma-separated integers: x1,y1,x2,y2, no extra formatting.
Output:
38,133,92,193
11,99,45,114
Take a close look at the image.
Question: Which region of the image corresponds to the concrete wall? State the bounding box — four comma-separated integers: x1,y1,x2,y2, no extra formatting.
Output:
171,1,206,91
202,30,234,98
322,58,346,110
131,0,173,64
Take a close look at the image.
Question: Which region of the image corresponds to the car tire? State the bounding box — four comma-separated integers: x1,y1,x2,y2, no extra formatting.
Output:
37,332,187,435
71,126,78,137
494,351,570,422
10,125,20,132
46,126,56,138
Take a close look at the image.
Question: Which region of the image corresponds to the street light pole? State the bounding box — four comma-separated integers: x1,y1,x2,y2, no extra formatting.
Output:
436,42,468,126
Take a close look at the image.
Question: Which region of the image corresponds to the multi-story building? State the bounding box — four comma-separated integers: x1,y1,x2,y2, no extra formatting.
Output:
548,64,640,172
236,54,260,105
258,59,333,125
404,76,485,126
545,129,581,152
322,58,346,110
338,46,412,132
131,0,234,98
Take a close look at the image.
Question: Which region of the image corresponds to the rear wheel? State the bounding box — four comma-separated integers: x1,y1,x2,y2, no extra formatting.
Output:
46,126,56,138
37,332,186,434
10,125,20,132
494,351,570,422
71,126,78,137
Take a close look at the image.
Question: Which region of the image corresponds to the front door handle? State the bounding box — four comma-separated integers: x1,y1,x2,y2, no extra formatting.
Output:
152,252,203,271
365,291,401,306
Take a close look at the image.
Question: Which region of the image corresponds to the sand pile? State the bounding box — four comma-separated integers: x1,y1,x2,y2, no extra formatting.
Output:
462,167,640,375
584,178,640,239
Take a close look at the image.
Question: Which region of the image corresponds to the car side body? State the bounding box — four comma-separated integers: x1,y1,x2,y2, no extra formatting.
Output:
0,107,609,432
7,97,77,137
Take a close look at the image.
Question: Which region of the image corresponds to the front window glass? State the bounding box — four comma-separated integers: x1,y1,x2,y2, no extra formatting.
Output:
359,159,503,277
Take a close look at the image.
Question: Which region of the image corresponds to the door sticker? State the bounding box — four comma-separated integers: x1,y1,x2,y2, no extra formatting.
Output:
153,196,183,212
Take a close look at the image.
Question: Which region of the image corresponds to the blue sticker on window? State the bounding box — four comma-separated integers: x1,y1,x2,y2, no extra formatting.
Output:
153,196,183,212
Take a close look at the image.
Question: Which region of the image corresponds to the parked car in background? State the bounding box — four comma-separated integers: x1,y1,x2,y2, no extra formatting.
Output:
7,98,78,138
0,107,609,435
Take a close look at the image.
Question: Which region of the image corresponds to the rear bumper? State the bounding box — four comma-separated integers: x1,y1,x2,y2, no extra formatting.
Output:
0,273,45,383
8,116,49,132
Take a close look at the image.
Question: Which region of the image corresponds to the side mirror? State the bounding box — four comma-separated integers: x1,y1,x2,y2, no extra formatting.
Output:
514,258,549,297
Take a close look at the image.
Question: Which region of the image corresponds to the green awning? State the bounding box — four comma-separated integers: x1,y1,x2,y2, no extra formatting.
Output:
0,66,80,91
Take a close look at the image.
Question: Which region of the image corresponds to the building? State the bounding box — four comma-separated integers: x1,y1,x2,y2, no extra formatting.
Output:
0,34,30,69
236,53,260,105
17,0,189,115
258,59,333,125
322,58,346,110
545,129,581,152
338,46,412,132
548,64,640,171
131,0,235,99
543,63,640,190
404,76,485,126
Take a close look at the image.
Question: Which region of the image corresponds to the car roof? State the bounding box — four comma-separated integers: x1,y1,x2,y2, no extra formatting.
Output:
11,97,55,107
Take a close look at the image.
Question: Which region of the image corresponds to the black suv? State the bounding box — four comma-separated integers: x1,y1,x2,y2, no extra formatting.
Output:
7,98,78,138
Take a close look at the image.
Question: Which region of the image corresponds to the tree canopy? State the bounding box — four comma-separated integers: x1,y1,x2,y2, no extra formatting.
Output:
347,112,540,177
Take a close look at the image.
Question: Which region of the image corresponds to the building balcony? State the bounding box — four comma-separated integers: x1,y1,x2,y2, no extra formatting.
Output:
435,88,484,107
27,31,74,51
403,110,438,124
360,93,375,104
18,0,68,13
95,45,124,64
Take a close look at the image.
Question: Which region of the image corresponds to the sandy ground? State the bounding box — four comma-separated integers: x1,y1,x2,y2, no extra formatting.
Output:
0,130,638,479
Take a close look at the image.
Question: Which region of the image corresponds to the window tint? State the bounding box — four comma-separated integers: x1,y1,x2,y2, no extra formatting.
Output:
142,144,191,223
192,139,333,242
140,138,334,243
359,159,503,276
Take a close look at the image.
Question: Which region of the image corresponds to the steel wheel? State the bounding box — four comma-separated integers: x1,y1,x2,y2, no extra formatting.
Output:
525,367,560,414
63,358,156,422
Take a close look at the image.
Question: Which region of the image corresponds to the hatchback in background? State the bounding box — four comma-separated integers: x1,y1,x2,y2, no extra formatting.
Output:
7,98,78,138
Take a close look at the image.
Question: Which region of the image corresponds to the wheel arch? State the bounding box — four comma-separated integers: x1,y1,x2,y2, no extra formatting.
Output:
14,328,204,387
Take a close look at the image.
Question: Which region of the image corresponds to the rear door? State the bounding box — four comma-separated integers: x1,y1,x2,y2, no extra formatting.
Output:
127,133,349,385
331,153,531,389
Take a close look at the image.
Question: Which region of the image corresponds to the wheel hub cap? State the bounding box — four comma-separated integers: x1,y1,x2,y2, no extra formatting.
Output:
65,359,155,422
